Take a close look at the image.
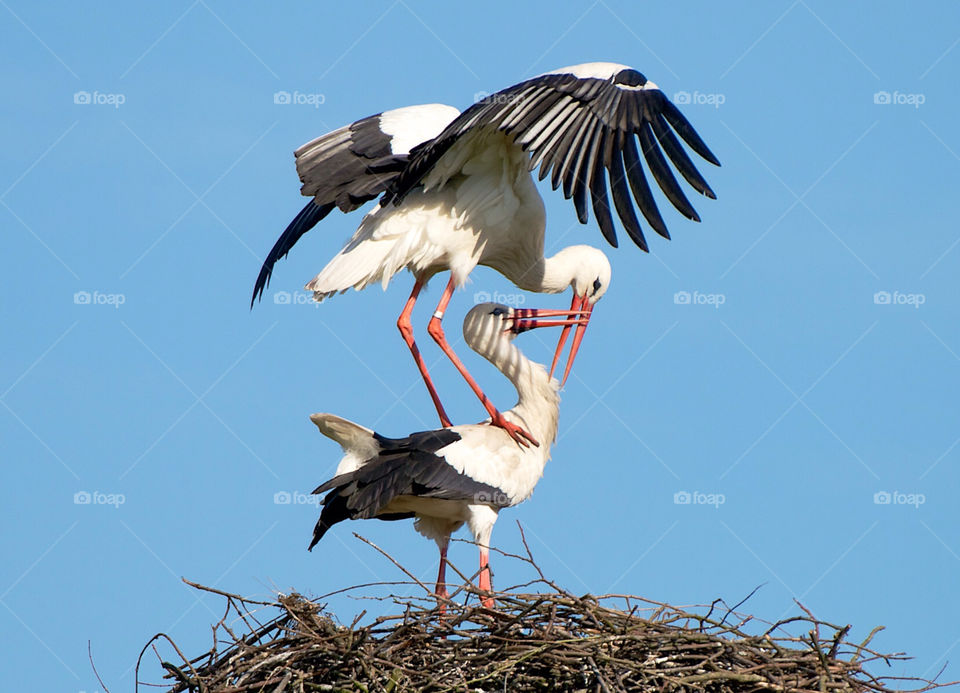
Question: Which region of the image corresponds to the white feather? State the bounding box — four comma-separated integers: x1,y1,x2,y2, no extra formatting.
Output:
379,104,459,156
309,413,379,476
541,61,628,80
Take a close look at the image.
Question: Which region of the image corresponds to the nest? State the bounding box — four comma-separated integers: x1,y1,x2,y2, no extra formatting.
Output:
139,535,952,693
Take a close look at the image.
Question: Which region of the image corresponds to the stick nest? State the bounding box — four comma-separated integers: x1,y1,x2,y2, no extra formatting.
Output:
140,538,953,693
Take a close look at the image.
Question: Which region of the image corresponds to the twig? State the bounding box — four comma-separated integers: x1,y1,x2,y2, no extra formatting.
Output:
352,533,432,597
88,640,111,693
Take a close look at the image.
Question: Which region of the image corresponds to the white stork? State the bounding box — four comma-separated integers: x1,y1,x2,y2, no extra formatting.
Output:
307,302,581,608
253,62,719,444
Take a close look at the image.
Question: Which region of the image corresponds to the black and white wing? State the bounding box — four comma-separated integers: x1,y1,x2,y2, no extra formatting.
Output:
308,428,508,549
251,104,459,305
389,63,720,251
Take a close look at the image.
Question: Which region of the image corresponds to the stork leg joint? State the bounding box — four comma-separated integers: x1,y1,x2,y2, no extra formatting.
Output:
427,315,445,343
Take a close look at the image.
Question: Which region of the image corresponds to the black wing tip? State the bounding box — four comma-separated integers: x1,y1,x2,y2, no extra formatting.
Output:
250,270,271,308
307,530,325,551
250,200,335,309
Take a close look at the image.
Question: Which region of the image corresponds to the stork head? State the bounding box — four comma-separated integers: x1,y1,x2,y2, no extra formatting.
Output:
554,245,612,305
545,245,612,387
463,302,589,368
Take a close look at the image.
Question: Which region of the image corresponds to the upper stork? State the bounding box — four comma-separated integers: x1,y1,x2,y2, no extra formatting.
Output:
252,62,719,444
308,301,582,608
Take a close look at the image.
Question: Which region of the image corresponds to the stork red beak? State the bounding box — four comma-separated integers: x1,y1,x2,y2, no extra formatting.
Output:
548,294,594,387
510,308,589,335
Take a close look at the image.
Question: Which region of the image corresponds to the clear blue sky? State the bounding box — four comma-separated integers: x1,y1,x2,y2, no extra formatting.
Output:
2,1,959,690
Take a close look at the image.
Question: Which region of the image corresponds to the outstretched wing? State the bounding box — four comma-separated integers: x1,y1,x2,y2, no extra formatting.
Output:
389,62,720,251
251,104,460,305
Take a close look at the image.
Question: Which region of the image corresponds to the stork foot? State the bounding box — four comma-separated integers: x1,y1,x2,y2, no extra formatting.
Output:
489,413,539,448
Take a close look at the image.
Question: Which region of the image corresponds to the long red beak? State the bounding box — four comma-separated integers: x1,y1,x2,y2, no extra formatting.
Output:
511,307,589,334
548,294,594,387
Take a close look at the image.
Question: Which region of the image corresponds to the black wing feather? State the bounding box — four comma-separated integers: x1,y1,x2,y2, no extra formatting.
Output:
589,129,618,247
622,133,669,241
607,133,648,251
390,65,719,252
659,97,721,166
637,121,699,222
251,201,335,306
649,114,716,199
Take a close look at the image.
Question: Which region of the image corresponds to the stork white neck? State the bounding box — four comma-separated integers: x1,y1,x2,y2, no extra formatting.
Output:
464,310,560,448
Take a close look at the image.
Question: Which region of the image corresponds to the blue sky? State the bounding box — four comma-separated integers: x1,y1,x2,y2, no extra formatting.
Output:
2,1,959,690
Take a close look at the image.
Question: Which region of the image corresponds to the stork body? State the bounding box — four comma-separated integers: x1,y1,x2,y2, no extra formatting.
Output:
254,62,719,442
309,303,568,607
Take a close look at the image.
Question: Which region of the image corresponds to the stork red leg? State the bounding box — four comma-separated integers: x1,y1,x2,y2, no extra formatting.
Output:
435,540,450,612
397,279,452,428
426,278,538,447
478,547,494,608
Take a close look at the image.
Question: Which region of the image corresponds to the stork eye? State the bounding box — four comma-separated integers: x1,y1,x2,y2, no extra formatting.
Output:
490,307,507,317
592,278,602,295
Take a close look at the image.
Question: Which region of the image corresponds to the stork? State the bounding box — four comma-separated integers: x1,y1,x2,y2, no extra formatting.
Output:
308,302,578,608
253,62,719,444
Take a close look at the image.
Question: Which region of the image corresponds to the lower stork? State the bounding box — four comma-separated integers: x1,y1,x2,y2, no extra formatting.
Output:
308,302,578,607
